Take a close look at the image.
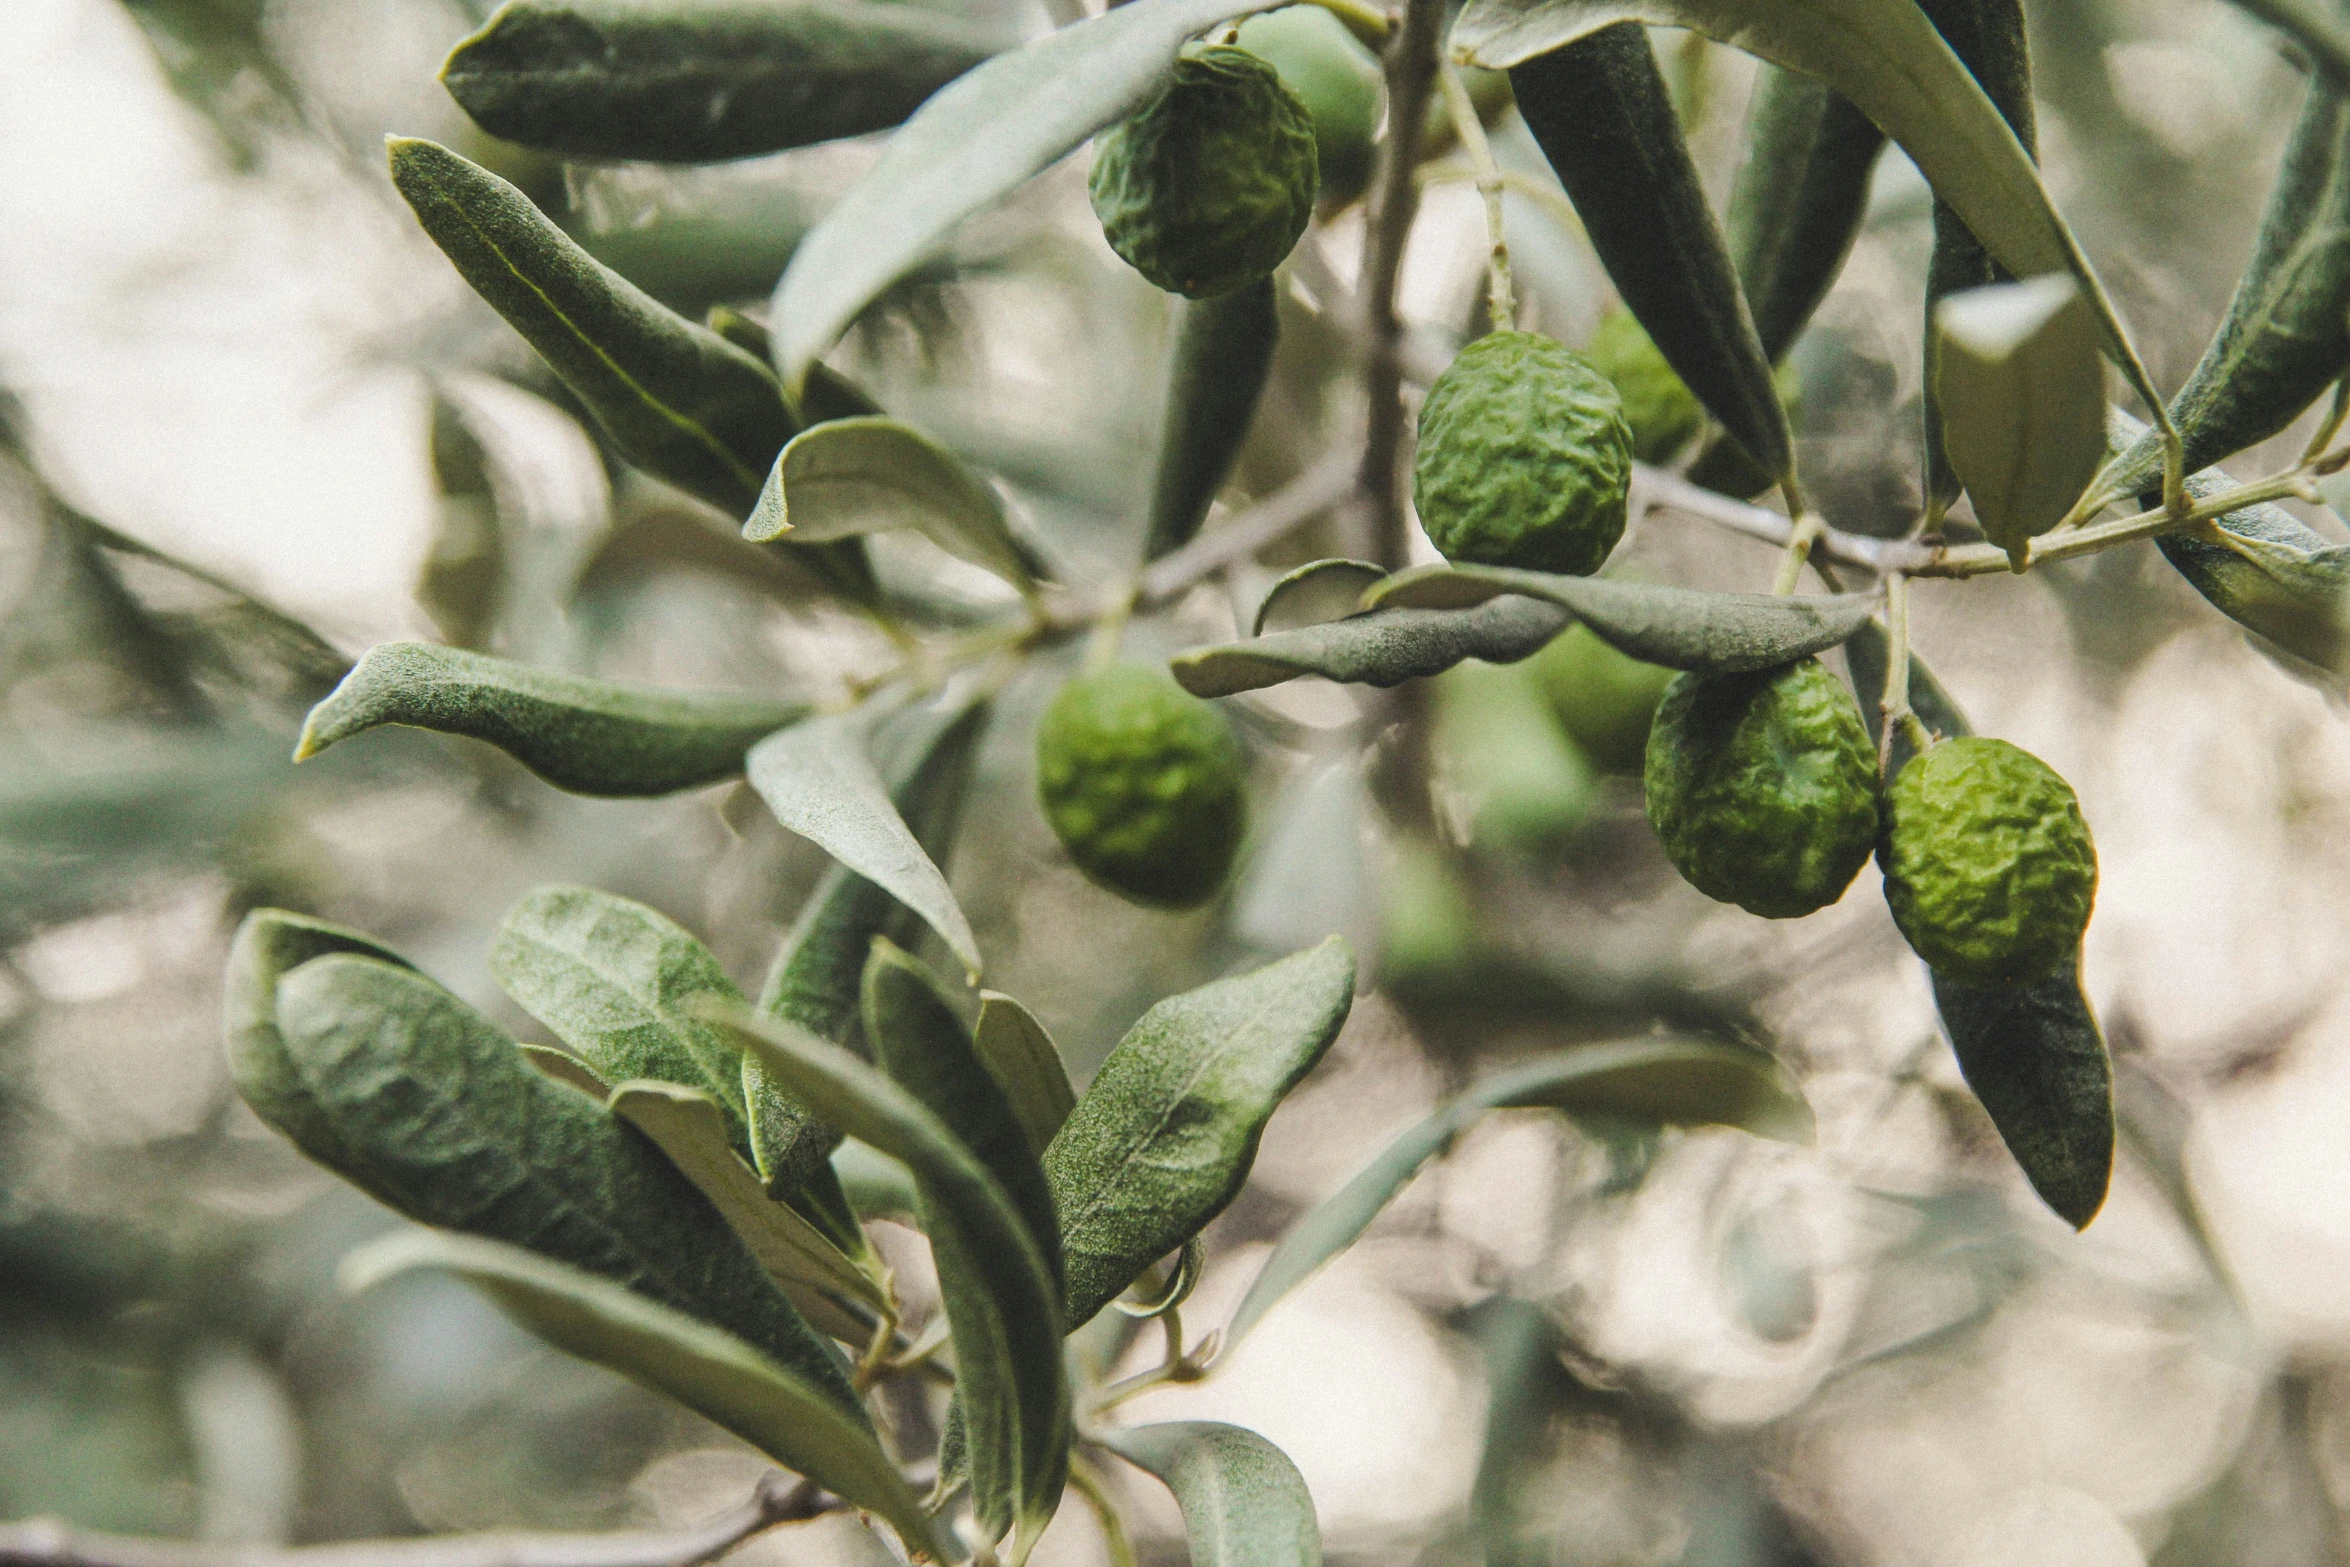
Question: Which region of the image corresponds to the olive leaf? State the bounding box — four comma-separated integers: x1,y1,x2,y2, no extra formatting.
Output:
521,1041,613,1100
974,991,1077,1155
1172,598,1571,698
769,0,1287,393
1252,559,1389,637
1146,278,1280,563
1099,1423,1322,1567
1362,566,1879,672
2103,73,2350,500
707,1004,1071,1556
227,935,860,1412
744,417,1037,594
340,1230,953,1562
1220,1038,1813,1356
490,886,753,1127
1466,1299,1567,1567
1843,619,1969,777
1931,956,2113,1230
440,0,1000,163
1932,275,2106,568
298,642,803,797
2226,0,2350,90
1043,936,1356,1331
1727,66,1884,365
744,705,984,979
386,138,788,516
1510,26,1791,481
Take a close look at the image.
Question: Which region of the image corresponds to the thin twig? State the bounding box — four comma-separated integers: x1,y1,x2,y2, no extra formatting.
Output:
0,1479,831,1567
1131,448,1362,609
1630,465,1930,577
1437,61,1512,329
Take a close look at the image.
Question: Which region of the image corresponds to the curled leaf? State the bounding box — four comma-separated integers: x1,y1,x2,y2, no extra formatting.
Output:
1173,597,1570,697
746,417,1035,593
1252,559,1390,637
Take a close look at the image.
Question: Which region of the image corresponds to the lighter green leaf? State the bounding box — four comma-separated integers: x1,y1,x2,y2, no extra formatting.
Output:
1100,1423,1321,1567
770,0,1287,393
1252,560,1389,637
1930,956,2112,1229
1222,1038,1811,1354
1173,598,1570,698
341,1231,951,1561
1933,274,2105,568
1362,566,1877,672
974,992,1076,1155
298,642,802,797
1044,937,1355,1331
746,417,1035,593
744,707,982,978
1147,279,1280,562
441,0,1001,163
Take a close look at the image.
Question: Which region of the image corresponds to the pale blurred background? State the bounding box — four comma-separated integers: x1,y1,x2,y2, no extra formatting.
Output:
1,2,2346,1565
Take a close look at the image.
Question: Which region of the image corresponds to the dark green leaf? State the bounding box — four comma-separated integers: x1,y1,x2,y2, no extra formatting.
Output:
1727,66,1884,364
973,991,1077,1155
1100,1423,1322,1567
1930,955,2113,1229
1363,566,1878,672
1044,937,1356,1331
1843,618,1969,776
1933,275,2106,567
1252,559,1389,637
386,138,788,516
1172,598,1571,698
341,1231,950,1560
1221,1039,1811,1354
769,0,1286,392
441,0,1000,163
1510,26,1791,480
297,642,803,797
1146,278,1280,562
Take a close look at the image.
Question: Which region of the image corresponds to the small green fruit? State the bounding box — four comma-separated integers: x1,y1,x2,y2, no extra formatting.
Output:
1643,659,1879,918
1582,308,1704,464
1036,662,1247,909
1234,8,1381,205
1879,737,2096,987
1413,331,1633,576
1089,47,1319,299
1532,623,1674,775
1433,658,1593,849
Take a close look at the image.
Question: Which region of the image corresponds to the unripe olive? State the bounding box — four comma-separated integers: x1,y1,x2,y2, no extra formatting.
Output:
1531,622,1674,776
1582,307,1704,464
1234,8,1381,205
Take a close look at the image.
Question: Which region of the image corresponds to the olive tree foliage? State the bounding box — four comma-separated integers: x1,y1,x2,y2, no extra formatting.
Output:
29,0,2350,1559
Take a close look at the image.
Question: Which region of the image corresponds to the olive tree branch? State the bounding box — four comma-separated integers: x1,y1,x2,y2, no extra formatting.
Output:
0,1478,832,1567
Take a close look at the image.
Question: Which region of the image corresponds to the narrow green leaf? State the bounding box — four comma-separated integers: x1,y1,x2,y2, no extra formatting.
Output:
1510,25,1791,480
746,417,1036,593
1100,1423,1322,1567
1727,66,1884,364
1933,275,2106,568
341,1230,952,1561
441,0,1000,163
2223,0,2350,91
1171,598,1571,698
1146,278,1281,563
770,0,1286,393
1251,560,1389,637
707,1006,1071,1550
386,137,788,516
1843,618,1969,777
1044,936,1356,1331
225,935,861,1415
1929,955,2113,1229
297,642,803,797
973,992,1077,1155
1363,566,1878,672
491,886,752,1128
1222,1039,1811,1354
1466,1298,1565,1567
744,706,983,979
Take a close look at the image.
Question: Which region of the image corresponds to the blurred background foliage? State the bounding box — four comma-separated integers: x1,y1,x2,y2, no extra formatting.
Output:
3,1,2350,1564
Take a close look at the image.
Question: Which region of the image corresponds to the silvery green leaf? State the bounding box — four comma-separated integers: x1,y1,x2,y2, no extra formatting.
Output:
707,1005,1070,1553
744,706,982,979
1252,560,1389,637
1843,619,1970,777
1933,274,2105,567
1930,954,2112,1230
1172,598,1571,698
1221,1038,1811,1355
974,991,1077,1155
1362,566,1877,672
340,1231,952,1562
1100,1423,1321,1567
298,642,803,797
745,417,1036,593
1511,26,1791,480
769,0,1288,393
441,0,1001,163
1147,278,1280,562
1728,66,1884,364
1044,937,1355,1331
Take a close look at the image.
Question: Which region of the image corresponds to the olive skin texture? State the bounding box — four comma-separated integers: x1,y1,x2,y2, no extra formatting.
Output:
1643,658,1879,918
1413,331,1633,577
1879,736,2096,987
1089,47,1319,299
1036,662,1247,909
